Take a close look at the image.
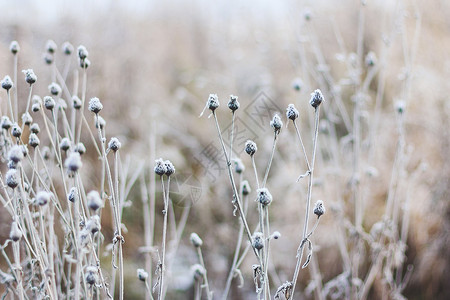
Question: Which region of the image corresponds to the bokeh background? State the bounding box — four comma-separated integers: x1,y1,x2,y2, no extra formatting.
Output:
0,0,449,299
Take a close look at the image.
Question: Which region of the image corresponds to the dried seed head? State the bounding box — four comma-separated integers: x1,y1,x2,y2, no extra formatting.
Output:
233,158,245,174
365,51,377,67
292,78,303,91
1,116,12,129
241,180,251,195
164,160,175,176
154,158,166,176
22,69,37,85
29,133,40,148
207,94,219,111
6,169,19,188
245,140,257,156
62,42,74,55
32,103,40,112
58,98,67,111
227,95,240,111
10,41,20,54
85,266,98,285
88,97,103,114
44,96,56,110
65,152,82,172
271,231,281,240
270,114,283,134
86,215,101,234
78,229,90,249
42,146,51,160
77,45,89,60
303,8,312,21
8,160,17,170
8,145,24,163
313,200,325,217
43,53,54,65
1,75,13,90
87,191,103,211
256,188,273,206
286,104,299,121
191,264,205,280
95,115,106,129
30,123,40,134
36,191,51,206
67,187,78,203
11,123,22,138
108,137,121,152
395,100,405,114
9,221,22,242
21,112,32,126
190,232,203,247
75,142,86,155
252,232,264,250
72,96,82,109
48,82,62,96
45,40,57,53
59,137,71,151
137,269,149,282
79,58,90,69
310,89,324,108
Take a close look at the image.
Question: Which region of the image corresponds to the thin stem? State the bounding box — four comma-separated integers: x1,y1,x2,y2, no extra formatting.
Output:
293,120,311,171
196,247,213,300
158,176,168,300
262,133,278,188
252,155,260,189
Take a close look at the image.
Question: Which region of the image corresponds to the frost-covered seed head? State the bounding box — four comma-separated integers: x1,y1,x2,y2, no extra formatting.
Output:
8,145,24,163
75,143,86,155
365,51,377,67
303,8,312,20
252,232,264,250
234,158,245,174
164,160,175,176
22,69,37,85
85,266,98,285
245,140,257,156
10,221,22,242
88,97,103,114
44,96,55,110
62,42,74,55
1,75,13,90
87,191,103,211
1,116,12,129
59,137,71,151
36,191,51,206
22,112,32,125
256,188,273,206
227,95,240,111
29,133,40,148
11,123,22,138
154,158,166,176
48,82,62,96
78,229,90,249
10,41,20,54
79,58,90,69
65,152,82,172
67,187,78,203
77,45,89,60
6,169,19,188
45,40,57,53
270,114,283,134
42,147,51,160
207,94,219,111
58,99,68,111
286,104,299,121
241,180,251,195
272,231,281,240
32,103,40,112
395,100,405,114
190,232,203,247
71,96,81,110
191,264,205,280
7,160,17,170
313,200,325,217
137,269,149,282
310,89,324,108
292,78,303,91
108,137,121,152
30,123,40,134
86,215,101,234
43,53,53,65
95,116,106,129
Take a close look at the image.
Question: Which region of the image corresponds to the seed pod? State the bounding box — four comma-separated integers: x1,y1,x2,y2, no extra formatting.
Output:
272,231,281,240
65,152,82,172
292,78,303,91
44,96,56,110
22,112,32,126
164,160,175,176
137,269,149,282
67,187,78,203
241,180,251,196
395,100,405,114
191,264,205,280
207,94,219,111
77,45,89,60
30,123,40,134
8,145,24,163
48,82,62,96
108,137,121,152
95,115,106,129
8,160,17,170
190,232,203,247
286,104,299,121
62,42,74,55
245,140,257,156
9,221,22,242
86,215,101,234
227,95,240,111
87,191,103,211
1,75,13,90
85,266,98,285
256,188,273,206
154,158,166,176
365,51,377,67
270,114,283,134
29,133,40,148
1,116,12,129
43,53,53,65
313,200,325,217
22,69,37,85
234,158,245,174
42,146,51,160
46,40,57,53
75,143,86,155
72,96,82,109
6,169,19,188
310,89,324,108
10,41,20,54
79,58,90,69
78,228,90,249
88,97,103,114
11,123,22,138
59,137,71,151
252,232,264,250
35,191,51,206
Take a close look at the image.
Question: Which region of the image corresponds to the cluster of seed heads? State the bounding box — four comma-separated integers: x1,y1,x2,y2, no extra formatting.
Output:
154,158,175,176
256,188,273,206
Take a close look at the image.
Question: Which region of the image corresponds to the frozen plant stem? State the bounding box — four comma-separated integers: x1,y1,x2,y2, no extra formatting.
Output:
262,133,278,188
290,106,320,300
158,176,169,300
196,247,213,300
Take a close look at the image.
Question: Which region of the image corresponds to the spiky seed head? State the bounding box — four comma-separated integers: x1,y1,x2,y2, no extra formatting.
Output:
8,145,24,163
59,137,71,151
108,137,121,152
270,114,283,134
87,191,103,211
286,104,299,121
227,95,240,111
44,96,56,110
10,41,20,54
22,69,37,85
207,94,219,111
310,89,324,108
88,97,103,114
85,266,98,285
86,215,101,234
30,123,40,134
1,75,13,90
11,123,22,138
234,158,245,174
292,78,303,91
65,152,82,172
67,187,78,203
1,116,12,129
48,82,62,96
75,143,86,155
313,200,325,217
256,188,273,206
137,269,149,282
154,158,166,176
10,221,22,242
77,45,89,60
252,232,264,250
164,160,175,176
62,42,74,55
72,96,82,109
241,180,251,196
190,232,203,247
29,133,40,148
191,264,205,280
35,191,51,206
6,169,19,188
245,140,257,156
